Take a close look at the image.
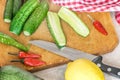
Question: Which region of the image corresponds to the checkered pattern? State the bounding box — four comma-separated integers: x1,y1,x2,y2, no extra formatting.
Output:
52,0,120,12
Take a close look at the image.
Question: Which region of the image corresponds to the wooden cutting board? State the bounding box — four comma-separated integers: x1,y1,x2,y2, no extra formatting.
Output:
0,0,119,71
30,2,119,55
0,0,70,72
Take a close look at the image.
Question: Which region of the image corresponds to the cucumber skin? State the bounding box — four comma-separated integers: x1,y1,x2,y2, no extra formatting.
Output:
46,12,66,49
4,0,13,23
9,0,40,35
23,0,49,36
13,0,22,17
0,32,29,51
0,65,43,80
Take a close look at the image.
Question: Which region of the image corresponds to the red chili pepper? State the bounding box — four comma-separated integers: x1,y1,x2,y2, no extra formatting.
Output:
8,51,41,59
11,58,46,67
93,20,108,35
24,58,46,67
87,14,108,35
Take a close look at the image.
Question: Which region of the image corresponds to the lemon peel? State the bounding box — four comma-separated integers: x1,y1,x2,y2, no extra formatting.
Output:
65,58,105,80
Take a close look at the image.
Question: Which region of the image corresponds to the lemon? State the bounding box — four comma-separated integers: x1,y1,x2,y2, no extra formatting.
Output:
65,58,105,80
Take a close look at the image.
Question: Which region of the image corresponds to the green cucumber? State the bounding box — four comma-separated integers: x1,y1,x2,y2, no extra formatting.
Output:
0,32,29,51
0,65,43,80
13,0,22,17
23,0,49,36
9,0,40,35
4,0,13,23
58,7,90,37
46,11,66,48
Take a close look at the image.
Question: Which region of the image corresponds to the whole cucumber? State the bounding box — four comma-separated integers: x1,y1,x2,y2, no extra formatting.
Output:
4,0,13,23
13,0,22,17
0,65,44,80
0,32,29,51
10,0,40,35
23,0,49,36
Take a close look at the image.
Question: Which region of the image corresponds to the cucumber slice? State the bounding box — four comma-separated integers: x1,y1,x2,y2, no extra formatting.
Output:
46,11,66,48
58,7,90,37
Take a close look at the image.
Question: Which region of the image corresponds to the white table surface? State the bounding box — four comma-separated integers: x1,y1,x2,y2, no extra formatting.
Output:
33,12,120,80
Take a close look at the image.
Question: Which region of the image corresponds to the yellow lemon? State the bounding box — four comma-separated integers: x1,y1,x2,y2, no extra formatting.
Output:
65,58,105,80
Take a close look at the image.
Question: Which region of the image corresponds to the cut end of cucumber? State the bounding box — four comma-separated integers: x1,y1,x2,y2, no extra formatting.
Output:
23,31,31,36
4,19,11,23
10,31,19,35
59,45,65,50
56,43,66,50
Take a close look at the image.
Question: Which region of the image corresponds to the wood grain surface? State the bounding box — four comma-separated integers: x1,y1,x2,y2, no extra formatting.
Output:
0,0,119,71
0,0,70,72
31,1,119,54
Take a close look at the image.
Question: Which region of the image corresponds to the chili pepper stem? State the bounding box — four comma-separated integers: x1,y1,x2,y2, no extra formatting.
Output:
11,59,24,63
11,58,46,67
87,14,95,22
8,51,41,59
8,52,18,55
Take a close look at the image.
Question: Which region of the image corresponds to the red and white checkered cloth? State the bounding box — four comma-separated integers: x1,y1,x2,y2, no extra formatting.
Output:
52,0,120,12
